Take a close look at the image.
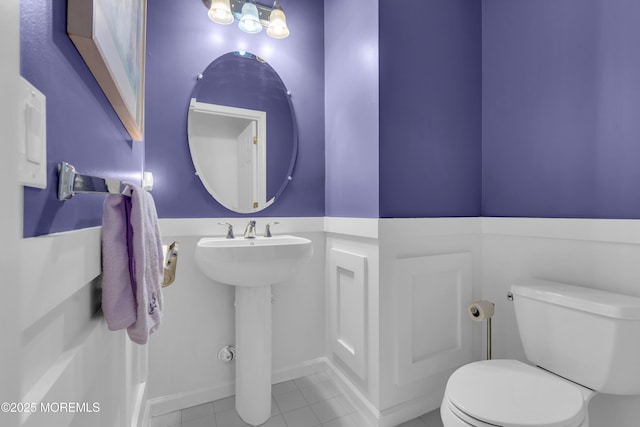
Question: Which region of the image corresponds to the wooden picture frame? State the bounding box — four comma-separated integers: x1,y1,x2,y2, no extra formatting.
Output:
68,0,147,141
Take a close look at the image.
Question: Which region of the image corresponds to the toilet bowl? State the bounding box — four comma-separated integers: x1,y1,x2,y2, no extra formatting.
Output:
441,278,640,427
441,360,594,427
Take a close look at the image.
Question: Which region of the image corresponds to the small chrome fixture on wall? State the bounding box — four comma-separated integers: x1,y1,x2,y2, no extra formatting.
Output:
468,300,495,360
218,345,236,362
203,0,289,38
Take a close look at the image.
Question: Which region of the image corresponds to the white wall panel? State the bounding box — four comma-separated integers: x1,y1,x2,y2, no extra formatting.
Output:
395,253,472,387
326,218,481,427
329,249,368,380
377,218,481,425
325,232,381,414
20,228,141,427
20,228,101,329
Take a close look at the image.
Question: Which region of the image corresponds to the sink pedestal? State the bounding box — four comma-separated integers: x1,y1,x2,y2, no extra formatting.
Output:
235,285,272,425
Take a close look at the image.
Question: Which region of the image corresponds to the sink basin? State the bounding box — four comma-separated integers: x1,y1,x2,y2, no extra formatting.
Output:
195,235,313,287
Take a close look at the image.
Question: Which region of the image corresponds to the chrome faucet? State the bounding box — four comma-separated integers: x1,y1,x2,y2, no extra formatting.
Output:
218,222,234,239
264,221,279,237
243,220,257,238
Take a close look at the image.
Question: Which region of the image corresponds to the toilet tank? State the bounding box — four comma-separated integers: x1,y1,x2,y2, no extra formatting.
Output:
511,278,640,395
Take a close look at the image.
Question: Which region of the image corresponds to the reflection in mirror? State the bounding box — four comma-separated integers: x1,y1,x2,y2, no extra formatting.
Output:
189,100,268,212
187,51,297,213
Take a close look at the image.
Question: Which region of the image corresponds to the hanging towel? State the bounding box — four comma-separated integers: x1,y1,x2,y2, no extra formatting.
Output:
101,183,164,344
102,194,137,331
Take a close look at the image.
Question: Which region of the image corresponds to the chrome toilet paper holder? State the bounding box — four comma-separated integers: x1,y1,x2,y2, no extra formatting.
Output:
468,300,495,360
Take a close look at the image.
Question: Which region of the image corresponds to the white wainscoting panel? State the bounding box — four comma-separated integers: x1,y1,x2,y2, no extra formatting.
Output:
20,227,144,427
329,248,368,380
20,227,102,329
394,252,472,387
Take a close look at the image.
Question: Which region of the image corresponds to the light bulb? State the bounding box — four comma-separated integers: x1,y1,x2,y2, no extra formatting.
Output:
208,0,234,25
238,1,262,34
267,2,289,39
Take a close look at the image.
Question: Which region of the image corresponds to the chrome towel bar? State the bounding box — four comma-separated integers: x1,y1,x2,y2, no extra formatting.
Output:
57,162,129,201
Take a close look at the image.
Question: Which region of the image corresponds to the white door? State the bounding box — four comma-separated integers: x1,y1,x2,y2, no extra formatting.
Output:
0,0,23,426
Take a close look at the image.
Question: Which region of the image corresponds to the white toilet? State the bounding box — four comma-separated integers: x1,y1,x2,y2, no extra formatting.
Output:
441,278,640,427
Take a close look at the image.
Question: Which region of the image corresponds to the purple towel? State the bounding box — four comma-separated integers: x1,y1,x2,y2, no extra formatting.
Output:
102,184,164,344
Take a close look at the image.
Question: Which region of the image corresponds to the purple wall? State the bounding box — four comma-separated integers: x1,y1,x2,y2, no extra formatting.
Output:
379,0,482,218
21,0,144,238
324,0,380,218
23,0,633,229
145,0,325,219
482,0,640,218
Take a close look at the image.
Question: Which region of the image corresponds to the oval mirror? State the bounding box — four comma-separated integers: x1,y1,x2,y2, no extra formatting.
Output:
187,51,297,213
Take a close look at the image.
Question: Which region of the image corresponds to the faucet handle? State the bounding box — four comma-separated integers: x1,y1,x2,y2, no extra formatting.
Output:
218,222,234,239
264,221,280,237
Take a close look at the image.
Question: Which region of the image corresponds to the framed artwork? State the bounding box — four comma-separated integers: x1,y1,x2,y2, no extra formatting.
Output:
68,0,147,141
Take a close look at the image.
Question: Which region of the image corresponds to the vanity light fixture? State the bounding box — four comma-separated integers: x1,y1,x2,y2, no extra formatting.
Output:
203,0,290,38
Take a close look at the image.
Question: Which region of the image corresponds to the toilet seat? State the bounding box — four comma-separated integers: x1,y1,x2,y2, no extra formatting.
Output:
442,396,499,427
443,360,588,427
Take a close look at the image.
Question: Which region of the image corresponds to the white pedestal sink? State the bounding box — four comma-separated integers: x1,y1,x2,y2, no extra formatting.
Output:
194,235,313,426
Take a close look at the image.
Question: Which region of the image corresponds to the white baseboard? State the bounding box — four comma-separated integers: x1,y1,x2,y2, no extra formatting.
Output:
148,381,235,417
323,358,381,426
272,357,327,384
323,358,444,427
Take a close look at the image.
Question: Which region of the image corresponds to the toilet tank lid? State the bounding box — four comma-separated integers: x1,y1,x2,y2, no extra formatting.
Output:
511,278,640,320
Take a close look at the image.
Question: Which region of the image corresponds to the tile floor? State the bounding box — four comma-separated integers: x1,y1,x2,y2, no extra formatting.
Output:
150,372,444,427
